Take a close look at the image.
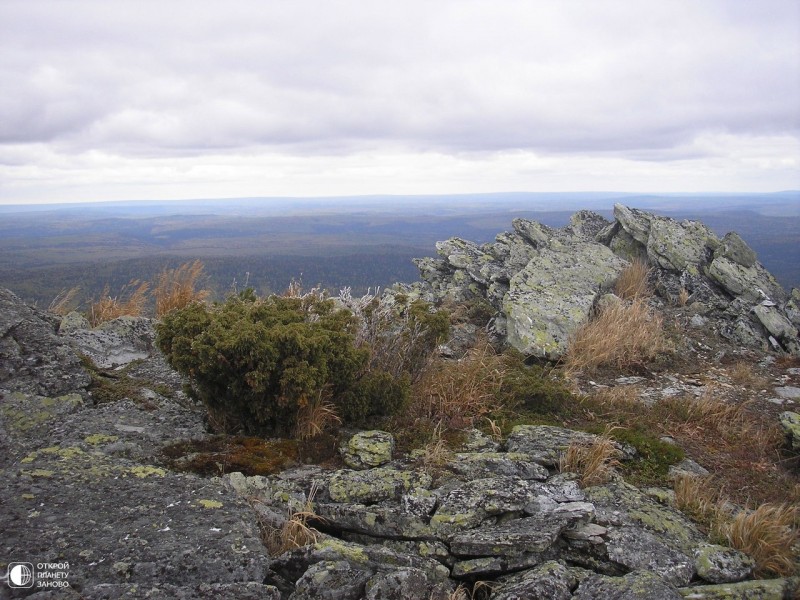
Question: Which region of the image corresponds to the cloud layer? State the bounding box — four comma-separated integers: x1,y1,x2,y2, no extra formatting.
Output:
1,0,799,202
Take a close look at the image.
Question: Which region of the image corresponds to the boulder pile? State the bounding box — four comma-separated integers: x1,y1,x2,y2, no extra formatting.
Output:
412,204,800,359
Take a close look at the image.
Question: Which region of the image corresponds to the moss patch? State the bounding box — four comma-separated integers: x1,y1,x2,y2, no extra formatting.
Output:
161,436,299,477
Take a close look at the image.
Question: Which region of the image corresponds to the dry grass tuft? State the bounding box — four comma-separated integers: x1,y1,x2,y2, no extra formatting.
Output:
48,286,81,315
411,343,506,428
614,259,651,300
721,503,799,577
260,484,325,556
559,427,622,487
88,280,150,326
673,475,727,531
564,298,669,375
153,260,210,317
294,391,342,440
417,423,454,475
728,361,769,389
677,287,690,307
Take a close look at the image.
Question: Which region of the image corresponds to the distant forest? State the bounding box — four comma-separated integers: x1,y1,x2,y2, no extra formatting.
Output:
0,193,797,311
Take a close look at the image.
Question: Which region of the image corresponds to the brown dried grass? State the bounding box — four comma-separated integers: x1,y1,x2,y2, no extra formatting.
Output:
153,260,210,317
88,280,150,326
294,391,341,440
673,475,727,531
411,342,506,428
614,259,651,300
48,286,81,315
559,427,622,487
564,298,668,375
720,503,799,577
728,361,769,390
260,484,325,556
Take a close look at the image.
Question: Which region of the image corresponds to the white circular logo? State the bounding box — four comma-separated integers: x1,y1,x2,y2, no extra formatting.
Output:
10,563,33,587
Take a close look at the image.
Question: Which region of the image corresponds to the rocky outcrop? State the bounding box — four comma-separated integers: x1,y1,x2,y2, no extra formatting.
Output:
410,205,800,358
0,288,798,598
229,428,798,599
0,290,275,598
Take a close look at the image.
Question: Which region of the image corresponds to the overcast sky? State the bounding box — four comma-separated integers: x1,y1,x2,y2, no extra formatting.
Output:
1,1,799,204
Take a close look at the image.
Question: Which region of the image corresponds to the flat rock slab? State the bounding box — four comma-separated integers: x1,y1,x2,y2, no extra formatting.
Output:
606,526,695,587
450,515,571,557
775,386,800,400
505,425,604,467
1,443,269,593
574,570,682,600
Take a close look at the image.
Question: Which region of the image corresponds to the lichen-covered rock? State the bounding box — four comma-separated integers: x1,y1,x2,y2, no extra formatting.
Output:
584,479,705,555
328,467,432,504
645,217,717,275
503,240,626,359
449,515,572,557
492,560,578,600
779,411,800,451
448,452,549,481
715,232,757,268
694,543,755,584
605,526,695,586
753,305,800,353
707,256,787,305
429,476,536,535
573,570,683,599
413,206,800,358
505,425,630,468
341,430,395,469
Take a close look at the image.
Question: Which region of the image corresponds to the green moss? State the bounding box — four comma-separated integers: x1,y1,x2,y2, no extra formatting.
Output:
196,499,223,509
128,466,166,478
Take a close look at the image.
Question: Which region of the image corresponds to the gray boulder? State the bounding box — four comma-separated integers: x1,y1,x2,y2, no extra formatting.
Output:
694,543,755,584
65,315,155,369
0,288,90,397
504,239,626,359
492,560,578,600
573,570,682,599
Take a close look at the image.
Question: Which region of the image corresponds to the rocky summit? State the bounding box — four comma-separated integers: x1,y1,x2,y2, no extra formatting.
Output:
412,204,800,359
1,206,799,599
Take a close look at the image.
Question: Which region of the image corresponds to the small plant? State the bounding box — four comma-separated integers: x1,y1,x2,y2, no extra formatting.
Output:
153,260,210,317
88,280,150,326
559,427,622,487
294,391,342,440
614,259,651,300
259,484,325,556
673,475,727,532
677,287,690,307
564,298,669,375
720,503,799,577
48,286,80,315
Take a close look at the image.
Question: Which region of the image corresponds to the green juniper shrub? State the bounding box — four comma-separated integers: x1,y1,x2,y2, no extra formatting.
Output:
157,293,408,436
340,370,411,424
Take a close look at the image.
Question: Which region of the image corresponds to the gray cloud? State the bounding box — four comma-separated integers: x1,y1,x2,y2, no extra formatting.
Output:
0,0,798,200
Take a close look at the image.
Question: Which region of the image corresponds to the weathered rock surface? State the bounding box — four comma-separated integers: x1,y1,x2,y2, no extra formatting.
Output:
0,291,272,598
411,205,800,357
2,281,797,599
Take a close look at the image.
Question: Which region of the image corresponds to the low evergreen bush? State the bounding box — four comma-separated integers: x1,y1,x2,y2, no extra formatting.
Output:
156,292,412,435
